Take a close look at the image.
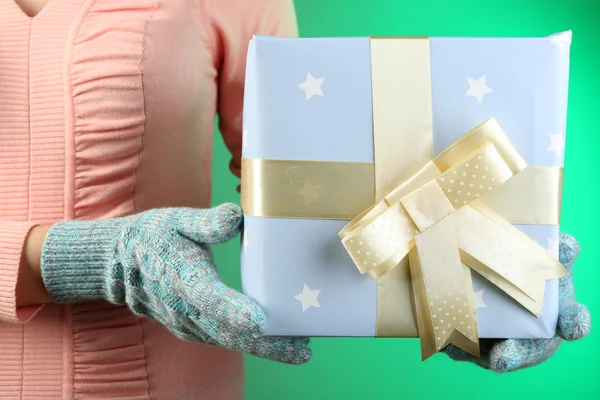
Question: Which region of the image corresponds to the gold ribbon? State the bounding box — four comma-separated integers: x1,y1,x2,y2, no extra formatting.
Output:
338,118,566,359
240,37,566,360
241,159,375,220
241,160,561,225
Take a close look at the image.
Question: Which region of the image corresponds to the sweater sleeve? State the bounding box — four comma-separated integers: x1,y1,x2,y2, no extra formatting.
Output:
203,0,299,179
0,221,43,323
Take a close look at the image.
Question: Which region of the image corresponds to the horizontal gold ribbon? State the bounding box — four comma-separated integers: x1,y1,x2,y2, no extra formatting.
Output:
480,166,563,225
241,158,562,225
241,158,375,220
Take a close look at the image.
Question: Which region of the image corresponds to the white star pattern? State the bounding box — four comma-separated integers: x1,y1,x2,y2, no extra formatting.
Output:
297,72,325,100
474,290,487,309
465,75,493,103
546,132,565,157
294,284,321,312
549,31,572,53
242,128,249,148
242,230,250,254
546,237,560,259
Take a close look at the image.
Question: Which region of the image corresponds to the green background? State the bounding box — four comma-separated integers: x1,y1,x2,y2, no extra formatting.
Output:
211,0,600,398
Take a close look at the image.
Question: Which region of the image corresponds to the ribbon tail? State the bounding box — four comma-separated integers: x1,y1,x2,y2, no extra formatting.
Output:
455,202,567,317
376,256,420,337
409,217,480,361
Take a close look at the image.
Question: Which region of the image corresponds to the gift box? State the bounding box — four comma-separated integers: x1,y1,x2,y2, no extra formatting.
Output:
240,32,570,358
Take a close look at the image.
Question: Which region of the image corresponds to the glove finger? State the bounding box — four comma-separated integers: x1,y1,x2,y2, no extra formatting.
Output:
299,337,311,345
489,337,562,373
239,335,312,365
164,313,310,365
443,338,499,370
187,313,311,364
558,303,591,341
177,203,243,245
186,281,267,336
125,287,215,344
443,344,484,364
559,233,580,268
169,242,266,335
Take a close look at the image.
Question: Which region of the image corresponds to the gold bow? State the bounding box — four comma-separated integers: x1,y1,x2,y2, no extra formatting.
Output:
339,118,566,360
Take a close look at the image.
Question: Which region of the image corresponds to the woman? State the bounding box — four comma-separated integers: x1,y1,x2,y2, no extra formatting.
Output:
0,0,308,398
0,0,590,398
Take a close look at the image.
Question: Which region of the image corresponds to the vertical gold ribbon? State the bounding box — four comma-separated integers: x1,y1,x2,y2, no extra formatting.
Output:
370,37,434,338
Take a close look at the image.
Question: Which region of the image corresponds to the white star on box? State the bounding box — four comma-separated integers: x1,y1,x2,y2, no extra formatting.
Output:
297,179,322,205
465,75,493,103
549,31,572,53
546,237,560,258
242,230,250,254
546,132,565,157
474,290,487,309
294,284,321,312
297,72,325,100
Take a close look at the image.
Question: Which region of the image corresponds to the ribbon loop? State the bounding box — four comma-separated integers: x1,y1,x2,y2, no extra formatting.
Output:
435,143,514,206
342,202,417,277
434,118,527,175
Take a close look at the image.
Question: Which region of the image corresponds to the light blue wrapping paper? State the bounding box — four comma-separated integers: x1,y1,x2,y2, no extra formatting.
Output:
241,32,571,338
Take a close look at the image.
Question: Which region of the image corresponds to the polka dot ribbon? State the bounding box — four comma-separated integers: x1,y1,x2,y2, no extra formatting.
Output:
339,118,566,360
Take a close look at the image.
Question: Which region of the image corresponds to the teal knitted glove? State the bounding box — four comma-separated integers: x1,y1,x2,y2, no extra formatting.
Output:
443,234,590,372
40,203,311,365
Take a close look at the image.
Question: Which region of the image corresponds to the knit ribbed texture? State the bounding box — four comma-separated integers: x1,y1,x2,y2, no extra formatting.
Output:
21,305,64,399
444,234,591,372
0,313,63,399
29,1,83,223
42,218,121,303
0,221,36,322
0,3,87,398
0,3,38,326
0,6,30,223
0,0,84,322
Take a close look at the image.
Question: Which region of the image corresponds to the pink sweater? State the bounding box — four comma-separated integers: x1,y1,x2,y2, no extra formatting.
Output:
0,0,297,398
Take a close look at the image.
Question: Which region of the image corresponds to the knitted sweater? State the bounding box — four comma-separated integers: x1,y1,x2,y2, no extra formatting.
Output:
0,0,297,398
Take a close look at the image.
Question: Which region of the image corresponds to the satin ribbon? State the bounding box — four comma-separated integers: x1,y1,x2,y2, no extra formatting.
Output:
241,159,562,225
339,118,566,359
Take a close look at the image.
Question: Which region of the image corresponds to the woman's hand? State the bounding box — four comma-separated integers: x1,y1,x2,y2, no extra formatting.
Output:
17,225,51,307
442,234,590,372
39,203,311,365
